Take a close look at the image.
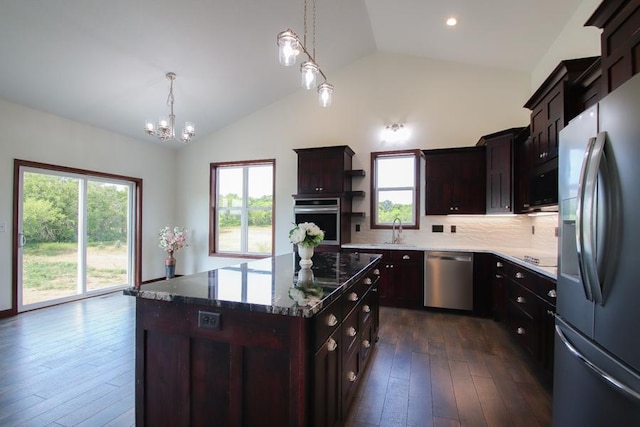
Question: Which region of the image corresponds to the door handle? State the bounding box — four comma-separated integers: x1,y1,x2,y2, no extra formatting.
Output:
18,233,26,248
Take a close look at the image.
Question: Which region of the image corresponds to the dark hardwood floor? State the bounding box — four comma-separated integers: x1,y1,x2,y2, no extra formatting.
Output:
0,294,551,426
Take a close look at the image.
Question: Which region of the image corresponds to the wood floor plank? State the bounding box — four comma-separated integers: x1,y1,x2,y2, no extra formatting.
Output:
472,375,511,427
449,360,487,427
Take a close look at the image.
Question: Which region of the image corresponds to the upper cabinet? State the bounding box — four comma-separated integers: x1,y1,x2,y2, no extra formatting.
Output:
524,57,600,169
477,127,528,214
294,145,356,196
586,0,640,95
424,147,486,215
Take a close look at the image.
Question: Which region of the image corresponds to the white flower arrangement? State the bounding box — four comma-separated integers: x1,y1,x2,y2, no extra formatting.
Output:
159,226,188,254
289,222,325,247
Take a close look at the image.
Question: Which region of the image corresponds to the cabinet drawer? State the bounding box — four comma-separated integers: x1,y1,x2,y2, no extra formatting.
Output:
507,303,539,356
342,308,360,355
359,321,374,365
507,282,538,319
313,304,342,352
539,277,557,306
389,250,424,264
342,341,361,416
359,290,374,329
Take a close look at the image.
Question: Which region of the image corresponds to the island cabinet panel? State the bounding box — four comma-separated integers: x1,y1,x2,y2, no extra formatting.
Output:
135,299,307,427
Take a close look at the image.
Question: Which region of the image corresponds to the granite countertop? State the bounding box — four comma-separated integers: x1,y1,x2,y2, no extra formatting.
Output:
124,252,382,318
341,243,557,280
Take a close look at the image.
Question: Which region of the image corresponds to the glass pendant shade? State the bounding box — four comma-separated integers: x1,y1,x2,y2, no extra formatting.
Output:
158,117,170,131
300,61,319,90
184,122,195,135
318,82,333,107
277,30,300,66
144,120,155,134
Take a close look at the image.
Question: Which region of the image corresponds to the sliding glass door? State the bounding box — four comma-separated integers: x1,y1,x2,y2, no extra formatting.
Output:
17,165,135,311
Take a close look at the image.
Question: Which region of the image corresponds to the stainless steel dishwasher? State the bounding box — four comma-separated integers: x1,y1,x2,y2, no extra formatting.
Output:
424,251,473,311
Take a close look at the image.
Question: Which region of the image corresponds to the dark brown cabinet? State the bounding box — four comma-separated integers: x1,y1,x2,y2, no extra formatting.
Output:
494,256,557,383
424,147,486,215
524,57,599,169
477,128,527,214
586,0,640,95
342,249,423,310
294,145,355,195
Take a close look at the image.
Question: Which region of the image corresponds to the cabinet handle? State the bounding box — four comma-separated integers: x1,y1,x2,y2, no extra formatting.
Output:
364,277,372,285
547,309,555,316
450,207,454,211
362,304,371,313
523,203,530,208
516,296,526,304
347,371,357,382
515,272,525,279
505,205,510,209
517,327,526,335
402,255,410,260
348,292,359,302
389,265,394,269
495,274,503,279
327,337,337,352
327,314,338,327
362,339,371,349
373,269,380,275
547,289,557,298
454,207,459,211
496,262,503,268
346,326,357,337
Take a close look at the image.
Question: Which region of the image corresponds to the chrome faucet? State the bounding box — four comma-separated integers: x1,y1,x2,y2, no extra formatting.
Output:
391,217,403,244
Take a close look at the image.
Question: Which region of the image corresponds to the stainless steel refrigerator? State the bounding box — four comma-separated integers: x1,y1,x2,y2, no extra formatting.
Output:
555,73,640,426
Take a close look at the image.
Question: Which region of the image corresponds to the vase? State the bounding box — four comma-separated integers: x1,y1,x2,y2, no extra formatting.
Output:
297,244,314,267
165,252,176,279
297,266,315,286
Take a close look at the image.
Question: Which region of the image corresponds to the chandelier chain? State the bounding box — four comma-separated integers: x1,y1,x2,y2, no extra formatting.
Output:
312,0,316,59
303,0,308,49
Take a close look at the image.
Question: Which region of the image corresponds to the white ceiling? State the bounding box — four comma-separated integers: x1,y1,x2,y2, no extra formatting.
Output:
0,0,585,145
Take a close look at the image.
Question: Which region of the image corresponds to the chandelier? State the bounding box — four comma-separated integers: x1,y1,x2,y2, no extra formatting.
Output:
277,0,333,107
144,72,195,143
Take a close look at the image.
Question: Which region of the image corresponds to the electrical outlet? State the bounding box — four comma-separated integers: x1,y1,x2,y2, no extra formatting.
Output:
451,225,457,233
198,311,221,330
532,225,535,235
432,225,444,233
555,227,559,237
355,224,360,232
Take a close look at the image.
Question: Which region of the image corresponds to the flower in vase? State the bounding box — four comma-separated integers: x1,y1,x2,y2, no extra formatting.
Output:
159,226,188,254
288,222,324,247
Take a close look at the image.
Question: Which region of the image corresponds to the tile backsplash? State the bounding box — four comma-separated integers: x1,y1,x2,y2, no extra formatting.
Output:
351,213,559,255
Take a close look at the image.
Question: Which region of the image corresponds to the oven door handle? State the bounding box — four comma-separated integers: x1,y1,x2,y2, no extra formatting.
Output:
294,206,339,213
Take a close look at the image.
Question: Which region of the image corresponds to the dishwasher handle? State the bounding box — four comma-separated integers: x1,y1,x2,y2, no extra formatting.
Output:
426,254,472,263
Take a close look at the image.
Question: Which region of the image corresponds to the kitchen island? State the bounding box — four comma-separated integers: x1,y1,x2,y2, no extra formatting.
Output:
124,252,381,427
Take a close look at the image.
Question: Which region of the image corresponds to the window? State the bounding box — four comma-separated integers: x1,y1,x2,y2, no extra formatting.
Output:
210,160,275,257
370,150,421,229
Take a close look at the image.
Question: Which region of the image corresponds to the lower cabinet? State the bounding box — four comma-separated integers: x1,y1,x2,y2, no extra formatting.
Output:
343,249,423,309
311,271,380,426
494,256,557,384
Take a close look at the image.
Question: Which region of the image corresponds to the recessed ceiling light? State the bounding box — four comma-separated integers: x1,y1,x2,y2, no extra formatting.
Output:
446,17,457,27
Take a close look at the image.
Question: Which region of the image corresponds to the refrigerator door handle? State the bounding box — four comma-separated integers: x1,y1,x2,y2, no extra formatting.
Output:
555,323,640,402
576,136,597,301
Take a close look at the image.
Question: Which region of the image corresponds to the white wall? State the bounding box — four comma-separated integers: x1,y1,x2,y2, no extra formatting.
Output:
0,99,177,311
530,0,602,91
176,52,534,273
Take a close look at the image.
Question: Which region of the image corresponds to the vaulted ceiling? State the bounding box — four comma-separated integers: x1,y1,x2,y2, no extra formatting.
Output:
0,0,585,144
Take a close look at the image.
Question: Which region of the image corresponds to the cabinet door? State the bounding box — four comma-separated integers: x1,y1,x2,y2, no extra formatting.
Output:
385,251,423,309
425,154,453,215
297,152,327,194
296,147,352,194
486,136,512,214
453,149,486,214
514,135,532,213
313,335,341,427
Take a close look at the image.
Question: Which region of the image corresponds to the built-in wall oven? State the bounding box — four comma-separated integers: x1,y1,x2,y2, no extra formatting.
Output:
293,198,340,245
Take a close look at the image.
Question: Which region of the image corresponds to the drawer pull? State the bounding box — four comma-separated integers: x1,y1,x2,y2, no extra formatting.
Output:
327,337,337,352
516,296,526,304
496,262,503,268
373,269,380,275
402,255,410,260
327,314,338,327
348,292,359,302
517,327,526,335
547,309,555,316
364,277,372,285
346,326,357,337
495,274,503,279
362,304,371,313
547,289,557,298
347,371,357,382
362,339,371,349
515,272,525,279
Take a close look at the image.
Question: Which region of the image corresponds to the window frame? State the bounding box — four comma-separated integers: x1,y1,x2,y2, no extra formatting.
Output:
370,149,422,230
209,159,275,258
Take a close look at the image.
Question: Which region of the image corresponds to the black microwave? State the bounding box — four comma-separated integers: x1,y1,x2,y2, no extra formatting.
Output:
529,161,558,210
